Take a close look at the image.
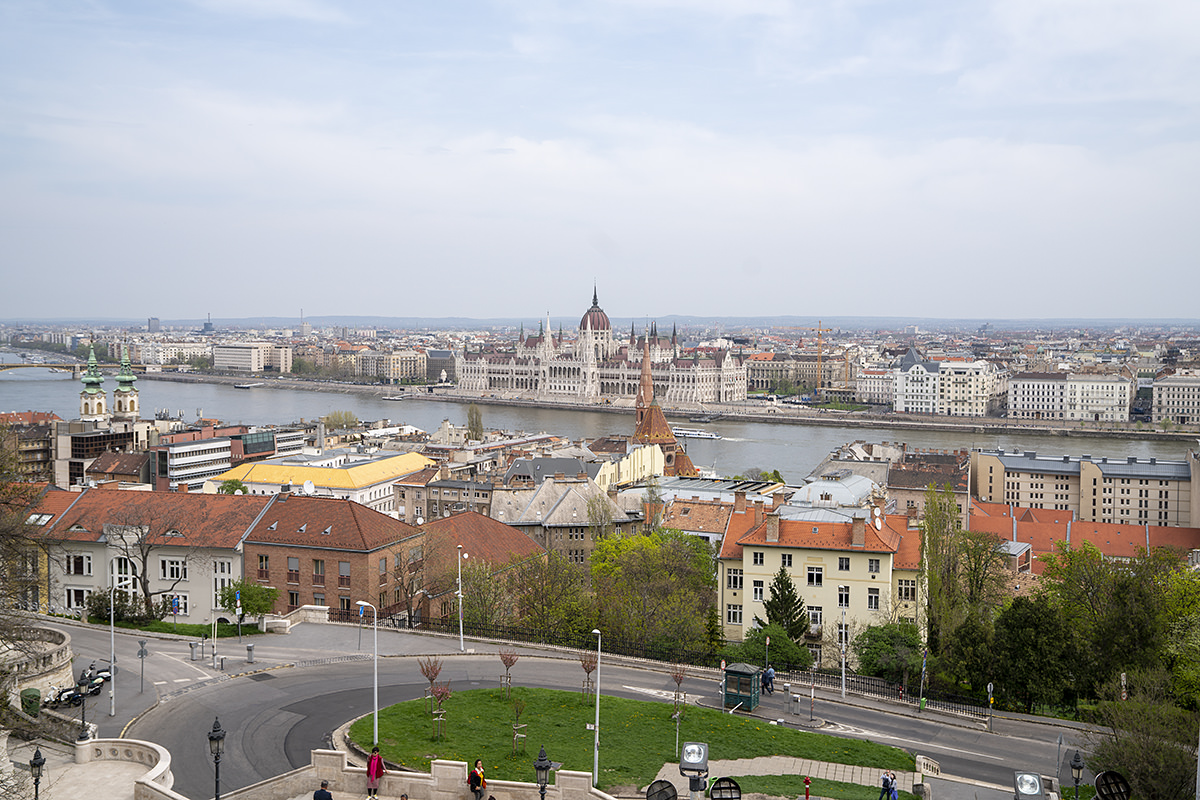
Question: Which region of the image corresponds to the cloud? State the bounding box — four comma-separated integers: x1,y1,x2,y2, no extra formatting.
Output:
184,0,352,23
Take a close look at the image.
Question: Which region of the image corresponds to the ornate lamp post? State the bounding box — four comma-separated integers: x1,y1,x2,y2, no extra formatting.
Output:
457,545,467,651
592,628,601,787
535,745,552,800
76,669,90,741
356,600,379,746
29,747,45,800
1070,750,1084,800
208,716,226,800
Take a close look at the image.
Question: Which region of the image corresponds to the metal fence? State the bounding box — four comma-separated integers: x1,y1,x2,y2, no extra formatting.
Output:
778,668,988,720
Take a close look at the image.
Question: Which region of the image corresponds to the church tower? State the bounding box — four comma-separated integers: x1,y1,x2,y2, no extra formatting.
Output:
79,344,109,422
112,343,139,421
632,333,698,477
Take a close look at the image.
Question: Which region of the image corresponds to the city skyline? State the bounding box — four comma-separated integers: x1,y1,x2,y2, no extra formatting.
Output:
2,1,1198,321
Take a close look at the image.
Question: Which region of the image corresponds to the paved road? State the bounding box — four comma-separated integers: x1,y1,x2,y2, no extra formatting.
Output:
53,619,1091,800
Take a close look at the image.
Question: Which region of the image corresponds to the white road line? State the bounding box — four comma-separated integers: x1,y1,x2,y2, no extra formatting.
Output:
172,679,191,683
622,685,678,701
155,650,216,678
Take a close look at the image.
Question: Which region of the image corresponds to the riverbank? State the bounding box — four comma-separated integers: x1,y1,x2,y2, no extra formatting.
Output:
138,372,1200,444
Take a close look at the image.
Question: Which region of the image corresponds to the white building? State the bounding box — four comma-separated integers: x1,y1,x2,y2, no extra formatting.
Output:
892,351,1005,417
1010,372,1133,421
1153,370,1200,425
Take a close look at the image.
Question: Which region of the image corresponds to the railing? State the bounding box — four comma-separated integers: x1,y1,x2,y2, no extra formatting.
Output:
312,574,325,586
256,568,270,580
338,575,351,588
778,668,988,720
286,570,300,584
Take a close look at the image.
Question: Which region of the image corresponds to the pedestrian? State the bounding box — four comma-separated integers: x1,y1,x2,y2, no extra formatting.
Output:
366,746,386,799
889,772,899,800
313,779,333,800
765,665,776,694
878,771,891,800
469,759,487,800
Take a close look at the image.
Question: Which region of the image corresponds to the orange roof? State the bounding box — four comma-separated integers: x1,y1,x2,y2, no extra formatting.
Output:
421,510,544,566
721,511,919,565
245,494,420,552
0,411,62,425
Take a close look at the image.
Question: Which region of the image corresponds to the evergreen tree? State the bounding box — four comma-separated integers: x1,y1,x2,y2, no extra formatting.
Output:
754,565,807,640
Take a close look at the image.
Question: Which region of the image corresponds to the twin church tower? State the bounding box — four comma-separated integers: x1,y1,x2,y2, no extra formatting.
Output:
79,344,140,423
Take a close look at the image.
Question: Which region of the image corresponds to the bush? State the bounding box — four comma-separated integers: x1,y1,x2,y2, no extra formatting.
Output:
86,589,167,624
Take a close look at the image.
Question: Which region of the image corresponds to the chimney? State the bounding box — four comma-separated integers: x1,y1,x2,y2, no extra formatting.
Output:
753,500,764,527
770,493,783,511
852,515,866,547
438,463,451,480
766,513,779,543
734,491,747,515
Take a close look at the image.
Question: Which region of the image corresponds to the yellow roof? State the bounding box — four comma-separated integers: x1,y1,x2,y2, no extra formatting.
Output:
216,452,435,491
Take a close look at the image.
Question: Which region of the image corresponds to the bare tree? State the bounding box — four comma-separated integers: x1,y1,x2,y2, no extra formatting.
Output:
579,650,597,697
500,649,519,698
670,664,688,710
102,498,205,618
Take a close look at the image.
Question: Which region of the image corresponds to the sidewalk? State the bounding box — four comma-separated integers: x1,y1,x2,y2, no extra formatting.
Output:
6,737,147,800
651,755,915,796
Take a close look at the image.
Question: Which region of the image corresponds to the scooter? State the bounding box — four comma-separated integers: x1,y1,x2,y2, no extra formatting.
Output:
78,663,106,696
42,683,81,708
85,661,113,682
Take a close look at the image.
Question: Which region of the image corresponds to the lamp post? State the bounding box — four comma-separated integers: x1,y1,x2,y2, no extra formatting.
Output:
29,747,45,800
76,669,90,741
109,573,116,717
840,608,846,700
535,745,552,800
1070,750,1084,800
356,600,379,746
457,545,467,651
208,716,226,800
592,628,601,787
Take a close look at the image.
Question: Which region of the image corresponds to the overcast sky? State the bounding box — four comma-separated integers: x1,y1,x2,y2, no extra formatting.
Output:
1,0,1198,323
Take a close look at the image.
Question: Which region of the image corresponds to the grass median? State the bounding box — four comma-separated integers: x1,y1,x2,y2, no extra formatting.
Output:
349,687,915,796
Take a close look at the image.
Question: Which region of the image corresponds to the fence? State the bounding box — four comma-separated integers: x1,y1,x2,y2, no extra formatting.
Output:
779,668,987,720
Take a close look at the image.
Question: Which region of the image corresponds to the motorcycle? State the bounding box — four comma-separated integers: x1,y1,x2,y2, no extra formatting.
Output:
85,661,113,682
78,662,106,696
42,683,81,708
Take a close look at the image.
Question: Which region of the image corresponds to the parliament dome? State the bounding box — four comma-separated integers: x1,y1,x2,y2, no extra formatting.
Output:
579,288,611,332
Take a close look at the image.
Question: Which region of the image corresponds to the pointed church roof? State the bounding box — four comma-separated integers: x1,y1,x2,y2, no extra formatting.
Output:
115,343,137,394
80,344,104,395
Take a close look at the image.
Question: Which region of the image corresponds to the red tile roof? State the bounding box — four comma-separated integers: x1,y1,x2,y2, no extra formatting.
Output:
245,494,421,552
421,510,544,566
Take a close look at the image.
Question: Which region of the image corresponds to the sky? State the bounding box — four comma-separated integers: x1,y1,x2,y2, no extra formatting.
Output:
1,0,1198,323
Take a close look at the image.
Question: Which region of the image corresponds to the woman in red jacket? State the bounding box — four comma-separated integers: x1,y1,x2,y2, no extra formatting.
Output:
469,759,486,800
366,746,386,798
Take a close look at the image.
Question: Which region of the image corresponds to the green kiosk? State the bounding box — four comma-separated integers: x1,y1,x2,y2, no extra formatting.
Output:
722,662,762,711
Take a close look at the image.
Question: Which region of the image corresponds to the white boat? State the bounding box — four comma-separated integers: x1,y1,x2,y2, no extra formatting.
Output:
234,382,264,389
673,427,721,440
382,395,407,401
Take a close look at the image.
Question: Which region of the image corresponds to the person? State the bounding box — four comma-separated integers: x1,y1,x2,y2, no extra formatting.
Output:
764,665,776,695
366,746,386,799
878,771,892,800
889,771,899,800
469,759,487,800
313,779,333,800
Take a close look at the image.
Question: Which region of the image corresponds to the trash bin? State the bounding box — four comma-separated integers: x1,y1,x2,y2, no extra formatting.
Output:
189,642,197,661
246,643,255,664
20,688,39,717
919,697,927,711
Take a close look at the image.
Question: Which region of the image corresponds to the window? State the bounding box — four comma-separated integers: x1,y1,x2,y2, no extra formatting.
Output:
752,551,764,566
868,588,880,610
838,557,850,571
838,623,849,646
257,554,270,580
66,554,92,576
160,558,188,581
313,559,325,586
379,557,387,574
313,593,325,606
727,569,743,590
753,580,764,602
727,604,743,625
65,587,90,610
781,553,793,568
338,561,351,588
868,558,880,574
838,586,850,608
898,579,916,602
339,597,352,611
287,591,300,611
808,606,823,630
807,566,823,587
287,556,300,583
213,559,233,609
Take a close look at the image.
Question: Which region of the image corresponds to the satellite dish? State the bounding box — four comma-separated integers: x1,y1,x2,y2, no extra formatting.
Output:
416,516,424,525
234,489,244,495
303,480,315,495
873,507,881,517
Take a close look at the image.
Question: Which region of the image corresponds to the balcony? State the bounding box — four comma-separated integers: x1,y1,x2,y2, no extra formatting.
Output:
256,568,270,581
287,570,300,584
312,574,325,586
338,575,351,588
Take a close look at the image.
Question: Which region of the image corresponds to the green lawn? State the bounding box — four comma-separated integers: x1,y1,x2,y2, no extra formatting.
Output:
109,619,266,638
734,775,918,800
349,688,914,792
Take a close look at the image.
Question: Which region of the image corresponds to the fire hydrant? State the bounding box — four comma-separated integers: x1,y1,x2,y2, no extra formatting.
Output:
804,775,811,800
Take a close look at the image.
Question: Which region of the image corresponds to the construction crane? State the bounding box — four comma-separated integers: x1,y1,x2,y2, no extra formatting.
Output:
798,321,833,398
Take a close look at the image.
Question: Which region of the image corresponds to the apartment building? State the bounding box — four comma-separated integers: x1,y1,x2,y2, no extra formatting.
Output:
212,343,292,373
1009,372,1133,421
356,350,428,383
971,449,1200,527
1153,370,1200,424
893,353,1005,417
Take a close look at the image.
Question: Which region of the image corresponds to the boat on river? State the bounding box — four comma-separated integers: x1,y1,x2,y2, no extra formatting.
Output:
234,382,264,389
673,427,721,440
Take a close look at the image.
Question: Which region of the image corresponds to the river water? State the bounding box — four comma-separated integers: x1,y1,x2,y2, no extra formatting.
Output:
1,352,1191,482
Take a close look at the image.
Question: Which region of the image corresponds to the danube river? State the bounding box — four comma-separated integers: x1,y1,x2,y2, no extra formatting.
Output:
1,356,1192,481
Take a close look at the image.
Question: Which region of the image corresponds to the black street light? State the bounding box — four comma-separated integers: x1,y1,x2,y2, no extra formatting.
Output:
76,669,90,741
1070,751,1085,800
208,716,226,800
29,747,45,800
534,745,552,800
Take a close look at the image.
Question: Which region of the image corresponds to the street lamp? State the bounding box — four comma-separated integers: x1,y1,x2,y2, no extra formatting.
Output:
457,545,467,651
840,608,847,700
29,747,45,800
535,745,552,800
208,716,226,800
1070,751,1084,800
356,600,379,746
679,741,710,800
592,628,601,788
76,668,90,741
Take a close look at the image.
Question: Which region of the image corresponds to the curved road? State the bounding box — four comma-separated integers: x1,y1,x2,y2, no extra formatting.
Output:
56,621,1088,800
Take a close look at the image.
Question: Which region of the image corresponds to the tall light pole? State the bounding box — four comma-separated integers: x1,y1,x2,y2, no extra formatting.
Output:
457,544,467,651
208,716,226,800
840,608,846,699
356,600,379,746
592,628,601,787
110,572,116,717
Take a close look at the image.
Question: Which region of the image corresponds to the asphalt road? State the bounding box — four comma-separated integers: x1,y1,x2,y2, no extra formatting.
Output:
51,620,1090,800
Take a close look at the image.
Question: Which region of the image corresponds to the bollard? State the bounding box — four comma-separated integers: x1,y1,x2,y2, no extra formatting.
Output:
219,656,225,671
246,643,255,664
189,642,197,661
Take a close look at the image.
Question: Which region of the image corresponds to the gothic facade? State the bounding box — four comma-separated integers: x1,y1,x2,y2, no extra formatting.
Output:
455,290,748,405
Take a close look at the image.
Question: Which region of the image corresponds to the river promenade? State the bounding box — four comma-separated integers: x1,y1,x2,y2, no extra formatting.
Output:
141,371,1199,444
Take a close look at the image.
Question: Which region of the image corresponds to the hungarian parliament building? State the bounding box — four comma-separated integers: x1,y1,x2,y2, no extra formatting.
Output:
455,290,748,405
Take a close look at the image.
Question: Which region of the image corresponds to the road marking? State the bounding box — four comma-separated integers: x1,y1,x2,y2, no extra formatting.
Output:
825,723,1004,760
153,681,167,686
156,651,216,678
622,685,677,701
173,679,191,683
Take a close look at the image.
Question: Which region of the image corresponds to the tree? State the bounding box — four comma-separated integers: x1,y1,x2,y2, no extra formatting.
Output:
641,476,664,529
721,623,813,671
102,497,205,619
216,478,248,495
322,410,359,430
991,596,1072,712
1083,668,1199,800
461,557,510,628
586,493,617,543
753,565,807,640
852,621,924,691
732,468,785,483
941,611,995,695
466,404,483,441
217,580,279,620
509,551,588,636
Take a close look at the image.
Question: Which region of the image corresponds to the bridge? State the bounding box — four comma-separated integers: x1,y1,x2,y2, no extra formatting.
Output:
0,362,161,376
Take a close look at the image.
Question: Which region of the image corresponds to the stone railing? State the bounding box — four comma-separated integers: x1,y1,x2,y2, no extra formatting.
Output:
2,624,76,709
79,738,173,790
134,750,619,800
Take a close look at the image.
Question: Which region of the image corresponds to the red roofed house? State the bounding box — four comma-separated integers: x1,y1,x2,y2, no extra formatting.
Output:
717,492,921,668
